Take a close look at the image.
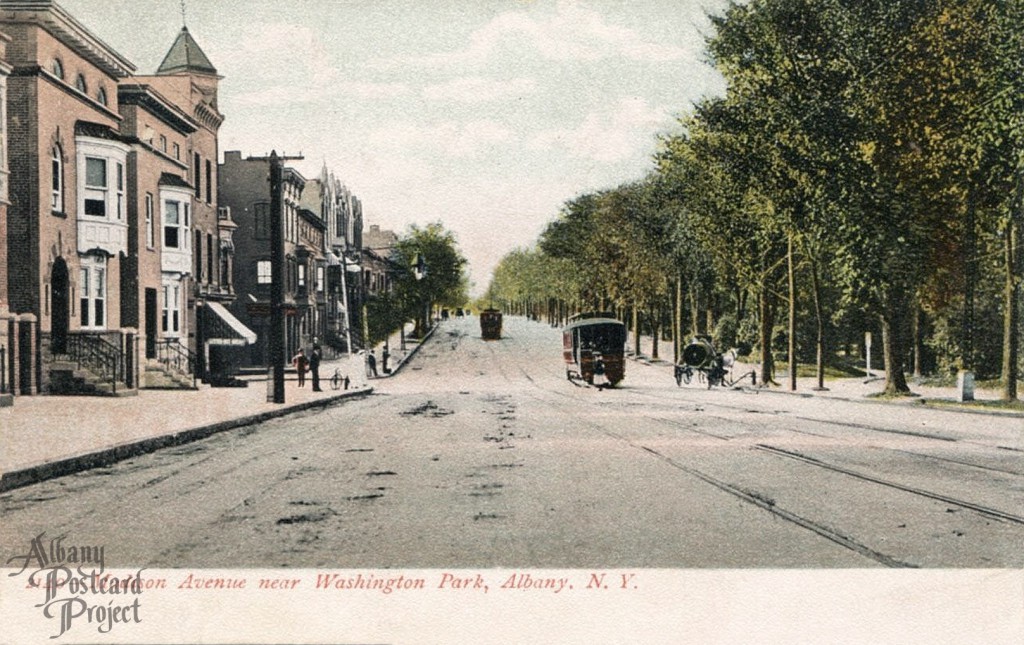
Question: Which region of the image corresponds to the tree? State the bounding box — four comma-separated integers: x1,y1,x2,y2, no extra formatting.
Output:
392,223,468,336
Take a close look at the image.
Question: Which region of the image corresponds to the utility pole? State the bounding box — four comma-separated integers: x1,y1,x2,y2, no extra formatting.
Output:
269,152,285,403
267,151,303,403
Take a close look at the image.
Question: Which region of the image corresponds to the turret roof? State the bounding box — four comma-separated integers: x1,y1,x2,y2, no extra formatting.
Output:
156,26,216,75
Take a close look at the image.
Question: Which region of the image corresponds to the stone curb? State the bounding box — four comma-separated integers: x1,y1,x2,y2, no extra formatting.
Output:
372,323,439,380
0,387,374,493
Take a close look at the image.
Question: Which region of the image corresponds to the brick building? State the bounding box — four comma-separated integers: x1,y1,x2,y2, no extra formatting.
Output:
0,1,244,395
0,26,21,405
2,0,137,394
219,151,313,366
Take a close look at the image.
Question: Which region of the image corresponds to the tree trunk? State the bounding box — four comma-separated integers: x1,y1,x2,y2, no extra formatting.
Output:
632,305,641,357
690,285,700,335
809,256,826,390
674,276,683,365
963,194,976,372
911,298,923,379
1002,213,1019,401
651,306,660,360
759,288,775,385
880,299,911,395
788,233,797,391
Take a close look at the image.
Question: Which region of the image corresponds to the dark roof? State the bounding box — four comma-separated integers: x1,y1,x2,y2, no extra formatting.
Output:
159,172,192,188
156,27,217,75
74,120,121,141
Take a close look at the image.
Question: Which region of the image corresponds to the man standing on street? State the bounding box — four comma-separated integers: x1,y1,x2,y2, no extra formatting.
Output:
310,338,323,392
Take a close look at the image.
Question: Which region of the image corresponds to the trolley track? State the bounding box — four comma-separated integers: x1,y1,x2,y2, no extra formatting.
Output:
483,326,1024,565
753,443,1024,526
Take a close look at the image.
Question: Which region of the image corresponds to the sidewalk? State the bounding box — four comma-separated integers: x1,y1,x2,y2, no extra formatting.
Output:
0,323,439,493
625,331,1023,413
0,354,373,492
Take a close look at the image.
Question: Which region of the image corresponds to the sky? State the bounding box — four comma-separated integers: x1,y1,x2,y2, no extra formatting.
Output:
63,0,728,296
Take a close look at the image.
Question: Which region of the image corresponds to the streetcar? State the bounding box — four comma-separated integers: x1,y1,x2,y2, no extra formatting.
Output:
480,308,503,340
562,313,626,387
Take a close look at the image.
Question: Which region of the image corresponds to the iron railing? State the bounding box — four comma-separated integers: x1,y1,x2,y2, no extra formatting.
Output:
66,332,125,394
156,338,197,387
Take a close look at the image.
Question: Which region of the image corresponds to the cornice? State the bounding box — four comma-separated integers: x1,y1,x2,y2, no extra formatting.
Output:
1,2,136,78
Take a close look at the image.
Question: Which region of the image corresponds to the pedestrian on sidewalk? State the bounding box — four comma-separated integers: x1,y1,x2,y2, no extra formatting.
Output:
292,349,308,387
367,350,378,378
310,339,323,392
382,345,390,373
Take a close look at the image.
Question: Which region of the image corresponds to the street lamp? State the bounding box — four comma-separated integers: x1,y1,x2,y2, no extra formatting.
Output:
412,254,429,338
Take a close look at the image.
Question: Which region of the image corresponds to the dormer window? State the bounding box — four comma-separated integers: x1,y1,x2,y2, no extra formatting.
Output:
75,74,87,94
52,59,64,80
96,87,107,106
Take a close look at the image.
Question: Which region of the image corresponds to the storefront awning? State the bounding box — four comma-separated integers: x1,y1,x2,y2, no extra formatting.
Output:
204,301,257,346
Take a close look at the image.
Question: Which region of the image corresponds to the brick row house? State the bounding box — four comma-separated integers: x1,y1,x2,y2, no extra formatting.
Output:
0,0,249,398
0,27,21,405
220,153,374,367
220,152,316,367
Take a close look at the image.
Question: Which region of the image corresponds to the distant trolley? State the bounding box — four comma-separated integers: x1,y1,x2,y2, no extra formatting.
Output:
480,308,503,340
562,313,626,387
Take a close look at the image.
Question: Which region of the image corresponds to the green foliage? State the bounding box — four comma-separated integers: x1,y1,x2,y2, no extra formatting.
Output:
482,0,1023,395
391,222,469,334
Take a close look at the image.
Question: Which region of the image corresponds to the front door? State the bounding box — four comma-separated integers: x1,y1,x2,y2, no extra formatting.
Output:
145,288,157,359
51,258,69,354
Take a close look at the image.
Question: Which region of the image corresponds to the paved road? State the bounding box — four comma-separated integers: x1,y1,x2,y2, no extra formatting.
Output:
1,316,1021,568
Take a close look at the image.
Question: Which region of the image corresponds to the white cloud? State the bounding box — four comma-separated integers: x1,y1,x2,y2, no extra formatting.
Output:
345,81,412,100
380,0,687,68
528,97,670,162
367,119,516,158
422,76,537,103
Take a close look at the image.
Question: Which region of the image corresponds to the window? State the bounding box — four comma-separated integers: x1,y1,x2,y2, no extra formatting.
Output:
172,143,180,160
83,157,107,216
195,229,203,279
96,87,107,106
205,159,212,204
207,234,214,286
220,252,231,287
194,153,201,198
116,162,124,220
76,139,128,223
159,135,167,152
52,59,64,80
298,263,306,289
145,193,154,248
75,74,87,94
51,146,63,211
164,200,180,248
316,266,324,293
256,260,271,285
162,283,181,334
254,202,270,239
79,256,106,329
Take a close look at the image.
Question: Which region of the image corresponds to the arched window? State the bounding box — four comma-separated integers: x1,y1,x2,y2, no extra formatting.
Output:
75,74,87,94
51,146,63,212
52,59,64,80
96,86,107,106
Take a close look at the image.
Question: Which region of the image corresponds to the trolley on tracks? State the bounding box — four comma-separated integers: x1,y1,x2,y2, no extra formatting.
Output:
480,308,503,340
563,313,626,387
